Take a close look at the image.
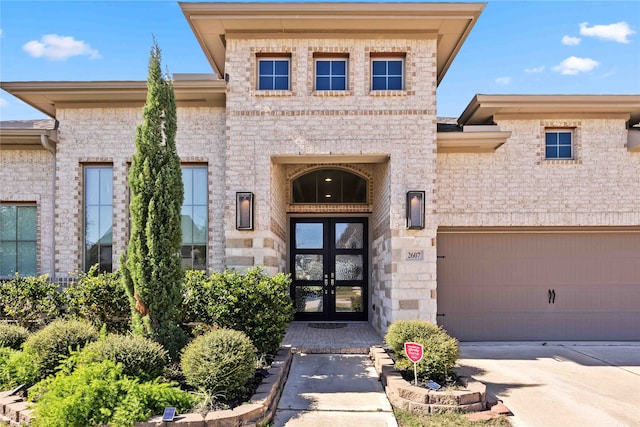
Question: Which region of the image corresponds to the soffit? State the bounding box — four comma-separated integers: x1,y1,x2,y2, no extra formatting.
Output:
0,128,58,151
0,80,227,118
180,2,485,85
436,130,511,153
459,94,640,126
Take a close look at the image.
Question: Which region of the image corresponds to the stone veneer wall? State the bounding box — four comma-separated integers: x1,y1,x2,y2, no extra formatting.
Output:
0,150,55,277
224,36,438,334
53,107,226,279
437,119,640,227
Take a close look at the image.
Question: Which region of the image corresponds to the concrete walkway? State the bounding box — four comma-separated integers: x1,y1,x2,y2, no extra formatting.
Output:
273,353,398,427
457,342,640,427
274,322,396,426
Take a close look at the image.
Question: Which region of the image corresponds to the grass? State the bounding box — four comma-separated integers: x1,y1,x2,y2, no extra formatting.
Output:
395,409,512,427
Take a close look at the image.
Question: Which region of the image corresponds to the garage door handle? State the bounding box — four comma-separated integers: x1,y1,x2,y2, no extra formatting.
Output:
548,289,556,304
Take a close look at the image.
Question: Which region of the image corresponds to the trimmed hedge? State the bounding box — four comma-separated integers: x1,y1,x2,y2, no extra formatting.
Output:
0,275,63,329
0,322,29,349
385,319,459,383
78,334,168,381
181,328,256,401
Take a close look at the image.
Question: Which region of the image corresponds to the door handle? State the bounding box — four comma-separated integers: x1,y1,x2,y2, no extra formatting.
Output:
548,289,556,304
548,289,552,304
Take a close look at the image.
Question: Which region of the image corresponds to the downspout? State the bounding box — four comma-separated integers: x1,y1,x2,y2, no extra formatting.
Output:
40,120,58,281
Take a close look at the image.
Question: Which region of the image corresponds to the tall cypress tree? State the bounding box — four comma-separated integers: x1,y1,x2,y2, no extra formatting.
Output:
121,41,186,357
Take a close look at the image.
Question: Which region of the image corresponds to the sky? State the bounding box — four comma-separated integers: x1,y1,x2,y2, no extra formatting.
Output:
0,0,639,121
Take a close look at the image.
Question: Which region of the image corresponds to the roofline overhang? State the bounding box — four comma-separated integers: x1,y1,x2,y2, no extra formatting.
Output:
437,130,511,153
0,127,58,151
459,94,640,127
180,1,485,86
0,79,227,118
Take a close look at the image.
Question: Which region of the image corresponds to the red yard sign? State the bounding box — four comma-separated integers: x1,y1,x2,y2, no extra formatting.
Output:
404,342,424,363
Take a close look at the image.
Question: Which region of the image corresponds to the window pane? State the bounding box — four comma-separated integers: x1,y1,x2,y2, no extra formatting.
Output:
181,206,193,243
100,168,113,203
99,206,112,243
316,60,330,75
545,146,557,159
182,168,193,205
335,286,363,312
388,60,402,75
85,169,100,205
335,255,363,280
559,146,572,158
85,242,99,271
0,206,16,240
559,132,572,145
295,223,324,249
294,254,323,281
193,168,208,204
259,60,273,75
17,242,36,276
192,245,207,270
388,77,402,90
259,76,273,90
335,223,364,249
372,77,386,90
99,245,112,273
0,241,17,276
274,60,289,75
316,77,330,90
192,206,207,244
372,61,386,76
274,77,289,90
332,60,346,75
332,77,346,90
294,286,323,313
17,207,36,241
545,133,556,146
85,206,100,245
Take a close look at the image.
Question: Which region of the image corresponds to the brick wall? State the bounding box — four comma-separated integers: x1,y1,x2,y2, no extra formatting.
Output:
0,149,55,276
53,106,226,278
436,119,640,227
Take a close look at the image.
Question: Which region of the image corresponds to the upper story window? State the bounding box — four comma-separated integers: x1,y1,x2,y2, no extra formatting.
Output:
292,169,367,204
315,58,347,91
258,57,290,90
545,130,573,159
0,204,37,277
84,166,113,272
181,166,207,270
371,57,404,91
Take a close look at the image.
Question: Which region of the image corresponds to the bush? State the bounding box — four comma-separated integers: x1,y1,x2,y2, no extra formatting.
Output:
0,322,29,349
64,267,130,332
385,319,459,383
0,275,63,329
78,334,168,381
181,328,256,401
0,347,39,390
181,268,294,356
29,360,194,427
23,319,99,380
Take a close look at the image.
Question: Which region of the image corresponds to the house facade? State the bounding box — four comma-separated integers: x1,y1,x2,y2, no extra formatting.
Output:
1,2,639,340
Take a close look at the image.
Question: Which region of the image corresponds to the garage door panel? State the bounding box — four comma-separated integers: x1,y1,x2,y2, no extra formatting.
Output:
437,232,640,341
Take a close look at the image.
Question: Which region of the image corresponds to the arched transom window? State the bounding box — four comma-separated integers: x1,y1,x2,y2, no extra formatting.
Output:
292,169,367,204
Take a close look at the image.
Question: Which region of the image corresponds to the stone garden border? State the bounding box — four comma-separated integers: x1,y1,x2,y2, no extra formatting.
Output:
0,346,294,427
369,346,487,414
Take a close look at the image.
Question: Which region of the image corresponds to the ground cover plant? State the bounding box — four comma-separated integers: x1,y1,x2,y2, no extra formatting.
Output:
395,409,512,427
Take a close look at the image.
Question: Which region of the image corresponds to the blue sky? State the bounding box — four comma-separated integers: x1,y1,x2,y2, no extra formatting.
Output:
1,1,639,120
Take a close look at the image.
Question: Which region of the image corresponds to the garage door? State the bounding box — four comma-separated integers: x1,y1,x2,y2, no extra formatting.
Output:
436,231,640,341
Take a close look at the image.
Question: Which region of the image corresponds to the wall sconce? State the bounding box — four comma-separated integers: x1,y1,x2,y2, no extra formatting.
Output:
236,192,254,230
406,191,425,230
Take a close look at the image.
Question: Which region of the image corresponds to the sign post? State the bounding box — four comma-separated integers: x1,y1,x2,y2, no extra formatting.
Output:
404,342,424,386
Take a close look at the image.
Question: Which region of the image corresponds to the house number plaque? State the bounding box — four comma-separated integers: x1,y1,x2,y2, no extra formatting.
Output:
405,249,424,261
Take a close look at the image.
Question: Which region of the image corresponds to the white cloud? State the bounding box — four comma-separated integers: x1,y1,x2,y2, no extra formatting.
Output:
0,29,3,37
495,76,511,85
561,35,581,46
525,66,545,73
553,56,599,75
23,34,100,60
0,98,8,107
579,21,636,43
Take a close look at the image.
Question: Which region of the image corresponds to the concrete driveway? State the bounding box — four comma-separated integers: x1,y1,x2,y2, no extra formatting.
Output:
457,342,640,427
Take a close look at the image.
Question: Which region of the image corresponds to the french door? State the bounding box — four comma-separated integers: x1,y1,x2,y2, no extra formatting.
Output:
290,218,368,321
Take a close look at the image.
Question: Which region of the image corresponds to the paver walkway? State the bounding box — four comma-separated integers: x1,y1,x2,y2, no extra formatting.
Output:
274,322,397,426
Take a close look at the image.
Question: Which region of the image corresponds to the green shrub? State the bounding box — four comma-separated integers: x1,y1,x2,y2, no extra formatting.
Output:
78,334,168,381
23,319,99,380
181,328,256,400
0,347,39,390
64,267,130,332
385,319,459,382
181,267,294,356
0,322,29,349
0,275,63,329
29,360,194,427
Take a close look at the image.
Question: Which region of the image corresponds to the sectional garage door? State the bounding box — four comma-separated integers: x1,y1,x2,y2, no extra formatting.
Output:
436,230,640,341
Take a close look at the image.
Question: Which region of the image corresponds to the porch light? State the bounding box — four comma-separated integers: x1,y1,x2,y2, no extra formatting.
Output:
236,192,254,230
406,191,425,230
